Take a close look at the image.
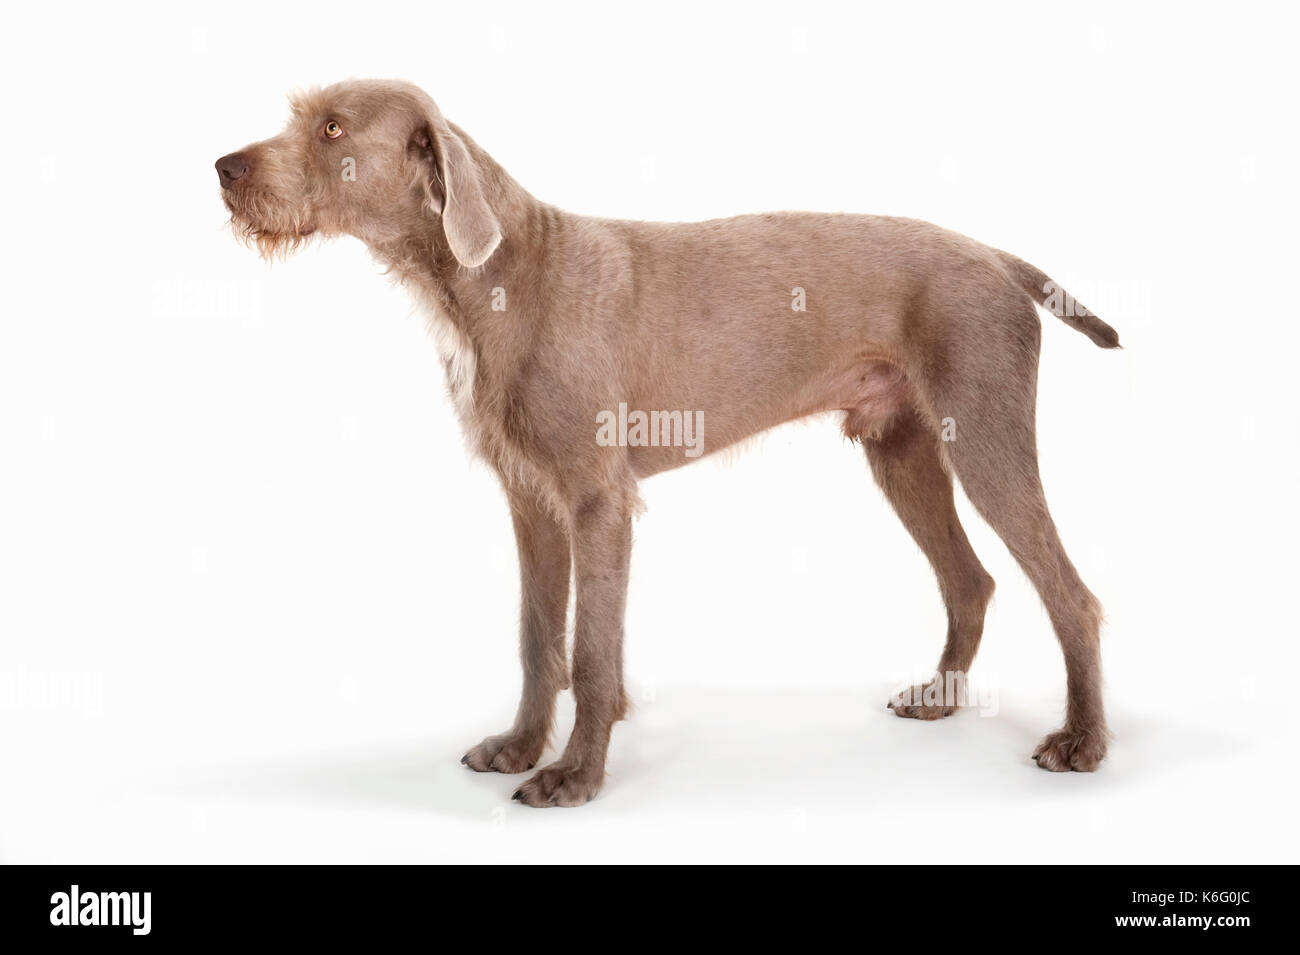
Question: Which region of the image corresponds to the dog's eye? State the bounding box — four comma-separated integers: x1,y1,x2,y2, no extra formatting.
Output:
323,120,344,139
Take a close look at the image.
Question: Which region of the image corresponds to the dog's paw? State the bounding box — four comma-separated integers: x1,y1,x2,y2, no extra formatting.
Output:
1032,726,1107,772
460,732,544,774
511,761,604,808
887,682,958,720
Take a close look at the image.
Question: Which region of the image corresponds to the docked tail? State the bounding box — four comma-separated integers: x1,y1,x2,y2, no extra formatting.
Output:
998,251,1121,349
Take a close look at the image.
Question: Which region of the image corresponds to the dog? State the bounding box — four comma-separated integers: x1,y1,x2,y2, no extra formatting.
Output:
216,79,1119,807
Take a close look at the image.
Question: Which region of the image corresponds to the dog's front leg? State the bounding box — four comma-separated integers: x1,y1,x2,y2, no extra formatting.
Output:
513,489,632,807
461,487,571,774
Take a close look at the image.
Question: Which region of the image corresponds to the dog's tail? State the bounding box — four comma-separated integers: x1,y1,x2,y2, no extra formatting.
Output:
997,251,1121,349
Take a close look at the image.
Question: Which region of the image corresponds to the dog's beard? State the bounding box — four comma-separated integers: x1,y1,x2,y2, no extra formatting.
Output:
223,189,316,261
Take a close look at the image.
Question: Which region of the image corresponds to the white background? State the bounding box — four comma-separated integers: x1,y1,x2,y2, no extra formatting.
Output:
1,1,1296,863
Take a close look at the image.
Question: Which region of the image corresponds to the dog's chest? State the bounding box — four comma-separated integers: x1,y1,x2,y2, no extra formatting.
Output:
410,283,568,512
415,292,478,426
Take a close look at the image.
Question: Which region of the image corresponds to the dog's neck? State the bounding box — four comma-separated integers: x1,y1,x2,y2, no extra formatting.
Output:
366,134,554,349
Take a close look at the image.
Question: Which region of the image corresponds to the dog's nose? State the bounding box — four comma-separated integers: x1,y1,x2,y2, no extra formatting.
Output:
215,153,249,188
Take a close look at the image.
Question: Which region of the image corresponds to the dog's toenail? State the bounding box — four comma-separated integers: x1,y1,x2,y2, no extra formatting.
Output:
512,789,524,801
460,753,470,765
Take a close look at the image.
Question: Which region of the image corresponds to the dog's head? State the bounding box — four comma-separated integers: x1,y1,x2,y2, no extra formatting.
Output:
215,79,500,265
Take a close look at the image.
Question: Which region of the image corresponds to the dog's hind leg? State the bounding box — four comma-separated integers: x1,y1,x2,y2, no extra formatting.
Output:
863,407,996,718
914,297,1108,771
461,487,571,774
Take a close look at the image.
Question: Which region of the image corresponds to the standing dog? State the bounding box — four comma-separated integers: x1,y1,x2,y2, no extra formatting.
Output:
217,79,1118,807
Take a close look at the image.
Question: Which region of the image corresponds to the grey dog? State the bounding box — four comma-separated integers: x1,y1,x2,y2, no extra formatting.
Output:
217,79,1118,807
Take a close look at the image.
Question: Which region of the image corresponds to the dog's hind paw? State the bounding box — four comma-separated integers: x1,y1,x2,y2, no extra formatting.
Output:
511,761,604,808
1032,726,1107,772
461,732,544,774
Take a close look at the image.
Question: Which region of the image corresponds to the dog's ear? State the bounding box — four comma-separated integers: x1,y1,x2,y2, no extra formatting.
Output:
412,109,501,268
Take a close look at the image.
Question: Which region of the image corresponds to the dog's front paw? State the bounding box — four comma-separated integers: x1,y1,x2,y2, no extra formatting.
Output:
461,732,544,774
511,761,604,808
887,680,960,720
1032,726,1107,772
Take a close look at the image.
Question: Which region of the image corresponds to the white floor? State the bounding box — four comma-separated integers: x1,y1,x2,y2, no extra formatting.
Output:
1,668,1283,864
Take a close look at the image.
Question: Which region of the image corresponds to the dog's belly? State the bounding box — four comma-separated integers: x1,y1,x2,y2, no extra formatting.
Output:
626,356,914,478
